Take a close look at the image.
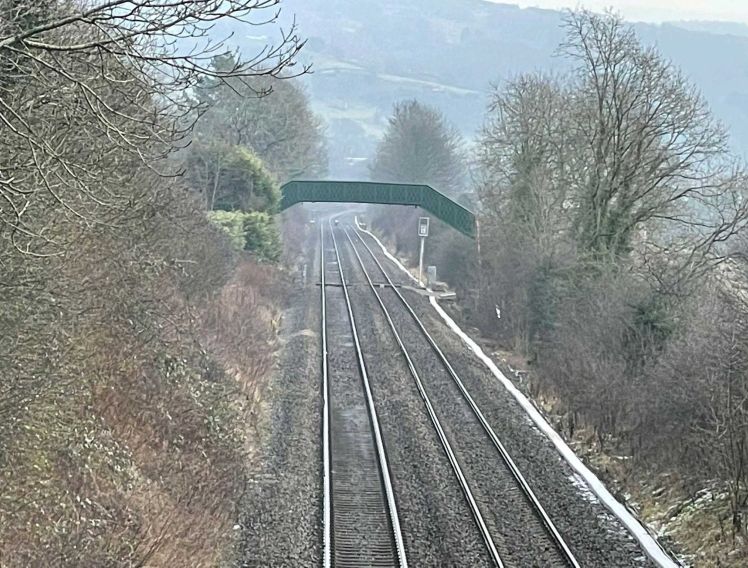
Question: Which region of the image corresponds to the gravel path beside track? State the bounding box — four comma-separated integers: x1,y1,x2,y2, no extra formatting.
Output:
237,232,322,568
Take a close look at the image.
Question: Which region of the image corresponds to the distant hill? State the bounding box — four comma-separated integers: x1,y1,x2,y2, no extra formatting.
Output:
668,20,748,38
213,1,748,179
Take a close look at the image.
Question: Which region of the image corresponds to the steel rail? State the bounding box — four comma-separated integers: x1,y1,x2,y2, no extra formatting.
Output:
325,219,409,568
347,225,582,568
338,226,504,567
320,223,332,568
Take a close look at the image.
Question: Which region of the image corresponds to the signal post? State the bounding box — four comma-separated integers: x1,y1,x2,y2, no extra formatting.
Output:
418,217,429,285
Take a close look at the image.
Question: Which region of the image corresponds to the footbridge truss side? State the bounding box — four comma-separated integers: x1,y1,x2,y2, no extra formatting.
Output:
280,180,477,238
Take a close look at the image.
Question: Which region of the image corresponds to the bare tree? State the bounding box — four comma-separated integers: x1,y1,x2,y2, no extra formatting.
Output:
0,6,304,558
637,285,748,535
561,10,748,285
477,74,578,349
0,0,305,251
477,10,748,359
370,99,465,192
476,16,748,518
478,73,577,254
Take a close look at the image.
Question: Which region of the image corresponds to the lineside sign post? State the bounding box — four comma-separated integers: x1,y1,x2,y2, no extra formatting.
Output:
418,217,429,285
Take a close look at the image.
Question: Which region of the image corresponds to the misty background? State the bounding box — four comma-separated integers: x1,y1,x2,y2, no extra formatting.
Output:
211,0,748,180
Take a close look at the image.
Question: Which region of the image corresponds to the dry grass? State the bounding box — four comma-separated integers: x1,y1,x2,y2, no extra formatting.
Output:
0,190,282,567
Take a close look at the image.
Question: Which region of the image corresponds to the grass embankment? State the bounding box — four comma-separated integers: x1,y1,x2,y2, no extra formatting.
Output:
0,193,283,567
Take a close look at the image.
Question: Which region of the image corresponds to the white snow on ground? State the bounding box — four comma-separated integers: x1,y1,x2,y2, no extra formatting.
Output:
354,218,680,568
568,472,600,505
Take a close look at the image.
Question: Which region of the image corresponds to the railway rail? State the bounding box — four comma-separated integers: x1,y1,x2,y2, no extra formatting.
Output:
335,222,581,568
320,222,408,568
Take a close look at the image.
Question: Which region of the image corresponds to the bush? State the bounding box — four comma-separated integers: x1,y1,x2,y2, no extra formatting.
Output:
188,143,281,214
243,211,281,262
206,210,281,261
215,146,280,213
0,182,281,566
207,210,248,250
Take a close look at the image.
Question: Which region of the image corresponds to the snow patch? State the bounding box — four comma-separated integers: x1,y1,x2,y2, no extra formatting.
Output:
569,472,599,504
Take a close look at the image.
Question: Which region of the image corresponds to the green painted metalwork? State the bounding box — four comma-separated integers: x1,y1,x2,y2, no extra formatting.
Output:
280,180,476,238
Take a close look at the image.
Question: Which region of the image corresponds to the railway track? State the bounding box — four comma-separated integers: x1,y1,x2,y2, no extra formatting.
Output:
337,222,581,568
320,221,408,568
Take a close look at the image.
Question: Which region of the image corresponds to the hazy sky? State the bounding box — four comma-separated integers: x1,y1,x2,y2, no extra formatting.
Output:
502,1,748,24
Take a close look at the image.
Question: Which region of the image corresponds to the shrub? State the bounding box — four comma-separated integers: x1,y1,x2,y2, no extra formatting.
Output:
206,210,281,261
243,211,281,262
208,210,248,250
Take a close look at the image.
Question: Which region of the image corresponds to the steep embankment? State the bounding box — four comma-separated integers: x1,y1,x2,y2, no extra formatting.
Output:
0,189,283,567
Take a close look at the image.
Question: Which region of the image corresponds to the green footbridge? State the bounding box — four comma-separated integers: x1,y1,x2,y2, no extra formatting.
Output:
280,180,477,238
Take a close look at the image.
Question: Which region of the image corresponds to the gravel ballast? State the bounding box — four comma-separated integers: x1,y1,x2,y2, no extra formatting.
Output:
237,219,669,567
337,229,493,567
237,230,322,568
350,225,660,567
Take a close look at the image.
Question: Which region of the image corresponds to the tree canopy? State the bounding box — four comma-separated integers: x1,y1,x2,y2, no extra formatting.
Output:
473,12,748,539
370,100,465,194
192,53,328,182
184,53,327,261
0,0,300,563
479,11,748,288
187,142,280,213
0,0,305,252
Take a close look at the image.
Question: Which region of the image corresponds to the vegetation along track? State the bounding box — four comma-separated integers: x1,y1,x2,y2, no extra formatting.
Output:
340,223,581,568
320,221,408,568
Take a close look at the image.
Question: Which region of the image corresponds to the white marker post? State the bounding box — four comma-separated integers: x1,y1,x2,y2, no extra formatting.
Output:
418,217,429,285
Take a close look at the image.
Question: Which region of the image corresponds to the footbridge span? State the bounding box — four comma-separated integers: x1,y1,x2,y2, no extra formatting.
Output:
280,180,476,238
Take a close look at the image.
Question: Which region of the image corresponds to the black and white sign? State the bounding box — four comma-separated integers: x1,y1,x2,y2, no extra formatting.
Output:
418,217,430,237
